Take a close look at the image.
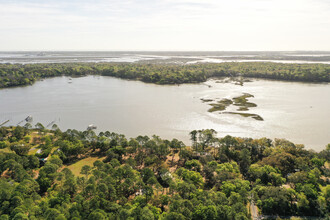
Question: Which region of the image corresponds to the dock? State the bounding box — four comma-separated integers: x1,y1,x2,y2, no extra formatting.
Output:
46,120,56,128
0,120,10,127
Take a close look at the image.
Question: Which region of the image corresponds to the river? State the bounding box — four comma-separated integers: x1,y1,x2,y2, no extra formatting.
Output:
0,76,329,151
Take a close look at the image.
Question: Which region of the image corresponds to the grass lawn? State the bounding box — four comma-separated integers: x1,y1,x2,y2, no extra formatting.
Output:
28,147,39,155
65,156,106,176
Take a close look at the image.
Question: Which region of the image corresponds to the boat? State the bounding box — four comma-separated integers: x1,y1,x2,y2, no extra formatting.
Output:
87,124,97,130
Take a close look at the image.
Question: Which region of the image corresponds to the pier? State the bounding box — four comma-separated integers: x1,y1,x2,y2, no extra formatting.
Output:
0,120,9,127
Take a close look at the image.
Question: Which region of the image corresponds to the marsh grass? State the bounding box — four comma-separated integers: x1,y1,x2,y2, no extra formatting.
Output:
207,93,258,113
208,98,233,112
205,93,263,120
222,112,264,121
200,98,214,103
232,93,257,109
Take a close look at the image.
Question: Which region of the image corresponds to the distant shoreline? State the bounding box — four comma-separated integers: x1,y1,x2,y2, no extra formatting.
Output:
0,61,329,89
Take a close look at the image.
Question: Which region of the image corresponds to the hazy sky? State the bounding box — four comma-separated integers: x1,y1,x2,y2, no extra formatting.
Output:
0,0,329,51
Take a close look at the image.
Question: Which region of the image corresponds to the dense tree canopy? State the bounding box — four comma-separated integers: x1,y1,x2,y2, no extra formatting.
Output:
0,127,329,219
0,62,329,88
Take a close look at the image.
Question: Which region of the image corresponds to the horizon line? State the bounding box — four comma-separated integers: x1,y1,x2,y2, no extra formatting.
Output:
1,50,330,52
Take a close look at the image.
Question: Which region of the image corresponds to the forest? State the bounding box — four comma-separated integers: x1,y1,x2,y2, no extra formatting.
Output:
0,125,329,219
0,62,329,88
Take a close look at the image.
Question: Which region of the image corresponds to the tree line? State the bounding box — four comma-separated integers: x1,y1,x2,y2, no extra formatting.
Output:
0,125,329,219
0,62,329,88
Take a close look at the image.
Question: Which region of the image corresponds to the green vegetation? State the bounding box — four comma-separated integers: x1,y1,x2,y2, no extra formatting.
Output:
200,98,214,103
205,94,263,120
232,93,257,111
0,62,329,88
0,126,329,219
207,93,257,113
222,112,264,121
208,99,233,112
64,156,106,176
215,77,252,85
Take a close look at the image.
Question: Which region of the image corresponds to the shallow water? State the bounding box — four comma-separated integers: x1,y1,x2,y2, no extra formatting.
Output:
1,51,330,64
0,76,329,151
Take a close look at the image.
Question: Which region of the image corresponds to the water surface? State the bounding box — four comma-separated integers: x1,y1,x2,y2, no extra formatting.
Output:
1,51,330,64
0,76,329,151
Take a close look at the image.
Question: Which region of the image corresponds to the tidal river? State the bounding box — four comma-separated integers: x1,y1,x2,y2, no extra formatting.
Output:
0,76,329,151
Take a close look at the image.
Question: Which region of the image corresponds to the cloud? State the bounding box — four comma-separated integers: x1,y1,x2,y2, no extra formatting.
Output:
0,0,329,50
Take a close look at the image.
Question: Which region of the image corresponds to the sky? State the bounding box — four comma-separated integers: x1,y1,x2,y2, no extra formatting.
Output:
0,0,329,51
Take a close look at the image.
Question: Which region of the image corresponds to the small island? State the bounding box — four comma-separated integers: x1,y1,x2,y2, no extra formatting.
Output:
205,93,263,121
222,112,264,121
